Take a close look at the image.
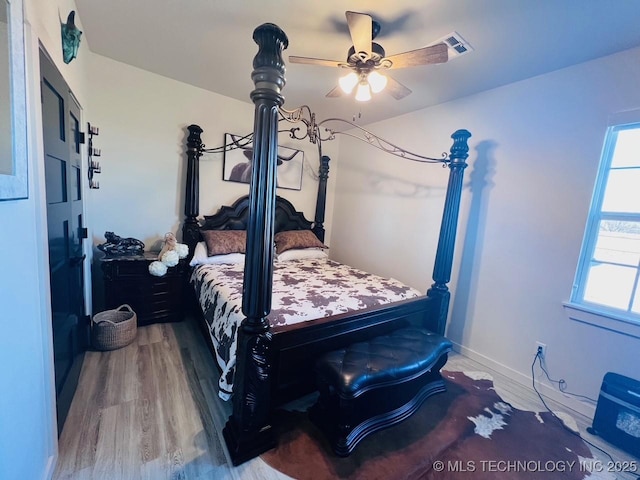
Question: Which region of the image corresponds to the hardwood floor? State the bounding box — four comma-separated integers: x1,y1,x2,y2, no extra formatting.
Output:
54,318,639,479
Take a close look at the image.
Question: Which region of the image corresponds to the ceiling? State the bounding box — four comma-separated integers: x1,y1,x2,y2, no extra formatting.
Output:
76,0,640,126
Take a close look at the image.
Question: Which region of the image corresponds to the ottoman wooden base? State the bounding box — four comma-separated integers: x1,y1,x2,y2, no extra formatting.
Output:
309,327,452,456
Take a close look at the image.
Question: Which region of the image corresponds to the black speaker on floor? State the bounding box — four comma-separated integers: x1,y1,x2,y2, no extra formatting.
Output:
587,372,640,458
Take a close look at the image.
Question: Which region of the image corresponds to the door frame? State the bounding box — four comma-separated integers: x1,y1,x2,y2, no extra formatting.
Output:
25,38,92,470
36,47,92,311
20,34,60,474
39,44,91,432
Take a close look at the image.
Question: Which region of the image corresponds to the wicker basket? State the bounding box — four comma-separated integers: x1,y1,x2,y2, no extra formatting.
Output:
91,304,137,351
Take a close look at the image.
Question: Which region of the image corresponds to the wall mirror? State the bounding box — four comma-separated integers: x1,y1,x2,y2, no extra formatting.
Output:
0,0,27,200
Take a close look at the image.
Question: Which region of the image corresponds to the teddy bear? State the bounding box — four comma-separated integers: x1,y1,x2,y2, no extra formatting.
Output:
148,232,189,276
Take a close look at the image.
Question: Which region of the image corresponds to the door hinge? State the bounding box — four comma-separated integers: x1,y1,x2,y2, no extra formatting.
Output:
79,227,88,239
77,131,86,144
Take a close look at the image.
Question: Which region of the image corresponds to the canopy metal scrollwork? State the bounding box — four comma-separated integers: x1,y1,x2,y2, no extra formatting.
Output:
197,105,449,165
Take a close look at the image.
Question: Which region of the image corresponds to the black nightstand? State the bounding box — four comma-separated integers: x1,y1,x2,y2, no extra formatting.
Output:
100,252,187,326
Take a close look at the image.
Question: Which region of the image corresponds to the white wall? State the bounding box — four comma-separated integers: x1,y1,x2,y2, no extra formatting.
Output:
331,46,640,417
0,0,92,479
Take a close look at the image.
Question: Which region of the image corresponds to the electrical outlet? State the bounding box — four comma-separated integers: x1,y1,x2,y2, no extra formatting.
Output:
535,342,547,359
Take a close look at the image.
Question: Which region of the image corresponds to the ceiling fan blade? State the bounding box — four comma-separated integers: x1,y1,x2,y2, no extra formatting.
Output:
385,75,412,100
346,11,372,59
289,56,343,68
326,86,342,98
385,43,448,69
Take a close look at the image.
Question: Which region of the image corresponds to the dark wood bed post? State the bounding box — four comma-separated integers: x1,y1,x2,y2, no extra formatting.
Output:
222,23,288,465
182,124,203,259
426,129,472,336
312,155,330,242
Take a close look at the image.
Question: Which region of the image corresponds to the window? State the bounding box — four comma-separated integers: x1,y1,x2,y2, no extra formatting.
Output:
571,122,640,322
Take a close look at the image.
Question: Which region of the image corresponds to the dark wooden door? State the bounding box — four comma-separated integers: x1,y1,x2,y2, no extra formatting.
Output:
40,50,88,434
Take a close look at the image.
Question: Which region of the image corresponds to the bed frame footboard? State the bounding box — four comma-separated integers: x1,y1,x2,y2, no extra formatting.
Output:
271,296,434,405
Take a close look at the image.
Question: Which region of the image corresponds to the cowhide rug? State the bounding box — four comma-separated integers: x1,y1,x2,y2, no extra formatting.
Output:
261,371,611,480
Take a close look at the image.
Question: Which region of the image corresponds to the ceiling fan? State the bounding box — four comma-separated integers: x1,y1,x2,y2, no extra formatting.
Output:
289,11,449,101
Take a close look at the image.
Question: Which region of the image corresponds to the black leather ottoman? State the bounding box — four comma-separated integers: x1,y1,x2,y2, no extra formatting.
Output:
309,326,452,456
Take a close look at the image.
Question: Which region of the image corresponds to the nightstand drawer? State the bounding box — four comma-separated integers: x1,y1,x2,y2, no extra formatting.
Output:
148,279,179,293
100,253,186,326
113,261,148,277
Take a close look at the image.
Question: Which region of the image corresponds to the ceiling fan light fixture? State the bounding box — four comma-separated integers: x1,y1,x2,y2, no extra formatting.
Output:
355,81,372,102
294,11,451,102
339,72,359,94
367,70,387,93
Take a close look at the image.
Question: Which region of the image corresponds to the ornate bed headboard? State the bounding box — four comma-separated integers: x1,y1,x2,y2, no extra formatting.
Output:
182,124,329,262
184,195,315,259
200,195,313,233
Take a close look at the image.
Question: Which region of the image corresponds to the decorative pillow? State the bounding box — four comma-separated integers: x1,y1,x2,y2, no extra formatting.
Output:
274,229,327,254
201,229,246,256
189,242,245,266
277,248,328,262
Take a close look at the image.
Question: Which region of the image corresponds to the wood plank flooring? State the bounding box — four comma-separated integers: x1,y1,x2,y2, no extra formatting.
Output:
54,318,639,479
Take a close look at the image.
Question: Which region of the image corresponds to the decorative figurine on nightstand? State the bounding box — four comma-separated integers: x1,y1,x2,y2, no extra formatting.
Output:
148,232,189,277
98,231,145,256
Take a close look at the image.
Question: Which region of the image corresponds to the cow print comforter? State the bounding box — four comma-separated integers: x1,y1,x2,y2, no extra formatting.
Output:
191,257,420,400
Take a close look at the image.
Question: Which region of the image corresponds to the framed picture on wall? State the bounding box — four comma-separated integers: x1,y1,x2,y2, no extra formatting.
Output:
222,133,304,191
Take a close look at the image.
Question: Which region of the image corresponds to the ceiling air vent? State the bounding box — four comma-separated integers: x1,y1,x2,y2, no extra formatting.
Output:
431,31,473,59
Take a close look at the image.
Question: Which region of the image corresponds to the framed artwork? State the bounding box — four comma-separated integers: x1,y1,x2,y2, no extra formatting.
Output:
222,133,304,191
0,0,28,200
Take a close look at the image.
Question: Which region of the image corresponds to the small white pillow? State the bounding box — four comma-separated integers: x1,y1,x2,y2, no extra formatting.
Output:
277,248,328,262
190,241,245,266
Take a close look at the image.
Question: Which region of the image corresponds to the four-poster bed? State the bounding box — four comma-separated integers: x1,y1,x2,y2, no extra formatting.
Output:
181,23,471,465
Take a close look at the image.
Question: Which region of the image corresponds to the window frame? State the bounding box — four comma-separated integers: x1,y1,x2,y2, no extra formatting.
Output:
570,121,640,325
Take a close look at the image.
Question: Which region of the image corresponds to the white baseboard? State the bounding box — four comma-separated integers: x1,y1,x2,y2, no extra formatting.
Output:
451,342,597,420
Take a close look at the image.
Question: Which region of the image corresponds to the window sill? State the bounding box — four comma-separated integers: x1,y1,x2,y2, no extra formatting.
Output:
563,302,640,339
